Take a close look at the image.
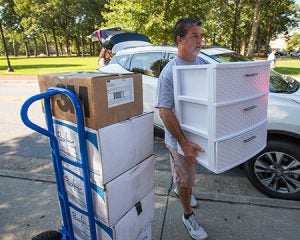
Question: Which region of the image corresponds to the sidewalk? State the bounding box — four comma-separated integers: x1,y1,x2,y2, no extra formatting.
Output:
0,74,38,81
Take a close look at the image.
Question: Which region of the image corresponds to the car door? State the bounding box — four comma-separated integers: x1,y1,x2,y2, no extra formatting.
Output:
128,51,165,127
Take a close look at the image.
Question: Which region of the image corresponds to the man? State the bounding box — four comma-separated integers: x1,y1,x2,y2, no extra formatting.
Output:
155,17,208,240
267,49,277,69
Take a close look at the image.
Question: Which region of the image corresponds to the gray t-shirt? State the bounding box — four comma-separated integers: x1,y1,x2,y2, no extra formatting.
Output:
155,55,208,149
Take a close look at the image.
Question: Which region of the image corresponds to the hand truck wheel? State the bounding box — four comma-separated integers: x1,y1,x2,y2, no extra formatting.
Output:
32,230,62,240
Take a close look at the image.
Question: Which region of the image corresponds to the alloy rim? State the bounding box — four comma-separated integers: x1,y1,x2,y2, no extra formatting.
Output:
254,151,300,194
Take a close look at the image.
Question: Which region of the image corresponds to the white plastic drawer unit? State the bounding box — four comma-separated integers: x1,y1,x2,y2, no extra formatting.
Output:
177,121,268,173
173,61,270,173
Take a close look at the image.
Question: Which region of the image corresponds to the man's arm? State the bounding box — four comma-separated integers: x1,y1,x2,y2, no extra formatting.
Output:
159,107,204,164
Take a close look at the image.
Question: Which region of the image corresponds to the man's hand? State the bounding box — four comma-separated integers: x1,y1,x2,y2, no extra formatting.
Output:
181,141,205,164
159,108,205,164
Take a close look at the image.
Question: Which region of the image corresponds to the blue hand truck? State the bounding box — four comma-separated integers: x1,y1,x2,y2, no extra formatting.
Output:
20,87,97,240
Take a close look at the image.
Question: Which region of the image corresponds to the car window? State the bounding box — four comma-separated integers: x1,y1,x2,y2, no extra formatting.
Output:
270,70,299,93
110,54,130,68
202,51,250,62
168,53,176,61
160,52,210,73
129,52,164,77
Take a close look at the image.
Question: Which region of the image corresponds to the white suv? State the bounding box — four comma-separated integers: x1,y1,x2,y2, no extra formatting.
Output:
100,46,300,200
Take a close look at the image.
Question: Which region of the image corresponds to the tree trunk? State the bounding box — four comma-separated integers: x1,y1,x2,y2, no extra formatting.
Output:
0,20,14,71
33,37,38,57
247,0,261,57
13,38,17,56
24,42,30,57
74,37,81,56
65,34,71,56
231,0,241,50
241,36,247,56
52,28,59,56
59,41,64,55
43,33,50,56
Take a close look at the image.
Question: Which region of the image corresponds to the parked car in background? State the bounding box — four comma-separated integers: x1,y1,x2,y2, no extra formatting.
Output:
276,50,287,56
99,45,300,200
291,50,300,58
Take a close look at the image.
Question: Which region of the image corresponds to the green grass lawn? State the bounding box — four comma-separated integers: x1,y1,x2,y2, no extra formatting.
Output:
1,55,299,78
0,55,99,75
275,57,300,77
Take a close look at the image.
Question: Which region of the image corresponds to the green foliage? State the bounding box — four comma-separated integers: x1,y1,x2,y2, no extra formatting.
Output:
102,0,299,51
287,33,300,51
0,0,299,57
102,0,210,44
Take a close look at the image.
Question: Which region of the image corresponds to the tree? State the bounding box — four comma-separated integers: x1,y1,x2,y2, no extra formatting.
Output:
102,0,210,44
247,0,262,57
1,0,298,58
0,0,17,71
13,0,106,56
258,0,298,55
287,33,300,52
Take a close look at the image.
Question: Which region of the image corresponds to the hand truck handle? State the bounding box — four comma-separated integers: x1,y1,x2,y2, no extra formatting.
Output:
20,87,84,138
20,87,97,240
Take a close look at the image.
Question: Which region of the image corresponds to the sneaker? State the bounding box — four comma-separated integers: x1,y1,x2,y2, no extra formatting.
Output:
174,187,198,208
182,214,208,240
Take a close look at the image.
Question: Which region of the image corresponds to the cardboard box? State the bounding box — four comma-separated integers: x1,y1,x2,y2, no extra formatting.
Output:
53,112,154,185
70,189,154,240
64,155,155,225
38,72,143,129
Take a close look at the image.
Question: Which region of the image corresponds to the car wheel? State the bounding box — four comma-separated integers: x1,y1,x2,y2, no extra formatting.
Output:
244,138,300,200
32,230,62,240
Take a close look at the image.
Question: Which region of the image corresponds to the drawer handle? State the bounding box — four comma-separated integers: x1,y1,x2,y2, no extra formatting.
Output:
243,105,257,111
245,73,258,77
243,135,257,143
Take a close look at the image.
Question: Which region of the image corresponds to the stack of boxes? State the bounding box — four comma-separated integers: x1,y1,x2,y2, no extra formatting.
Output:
173,61,270,173
38,72,154,240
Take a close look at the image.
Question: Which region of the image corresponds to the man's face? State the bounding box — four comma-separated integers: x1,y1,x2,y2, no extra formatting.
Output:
177,25,202,59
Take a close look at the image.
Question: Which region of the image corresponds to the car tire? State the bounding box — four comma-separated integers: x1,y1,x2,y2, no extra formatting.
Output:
32,230,62,240
244,138,300,200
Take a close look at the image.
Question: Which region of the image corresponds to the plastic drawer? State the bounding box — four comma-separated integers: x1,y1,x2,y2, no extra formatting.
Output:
177,121,267,173
215,65,270,103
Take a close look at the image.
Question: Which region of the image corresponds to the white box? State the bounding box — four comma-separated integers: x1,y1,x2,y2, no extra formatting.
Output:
173,61,270,173
137,224,151,240
53,112,154,185
64,155,155,225
70,189,154,240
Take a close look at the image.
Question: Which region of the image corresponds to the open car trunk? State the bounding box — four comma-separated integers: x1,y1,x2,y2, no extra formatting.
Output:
88,28,151,53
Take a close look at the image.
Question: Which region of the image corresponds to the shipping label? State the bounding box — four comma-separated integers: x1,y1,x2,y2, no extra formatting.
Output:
106,78,134,108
